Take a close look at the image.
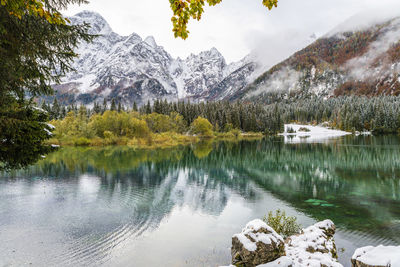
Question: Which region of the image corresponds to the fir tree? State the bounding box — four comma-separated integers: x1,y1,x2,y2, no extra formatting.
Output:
51,98,61,120
0,0,94,170
93,102,102,114
102,98,108,113
145,101,152,114
110,99,117,111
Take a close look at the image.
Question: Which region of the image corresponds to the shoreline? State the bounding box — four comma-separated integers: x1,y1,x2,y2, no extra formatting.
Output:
46,132,265,149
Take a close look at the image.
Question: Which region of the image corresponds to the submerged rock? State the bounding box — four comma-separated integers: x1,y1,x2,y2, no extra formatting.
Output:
351,245,400,267
231,219,285,266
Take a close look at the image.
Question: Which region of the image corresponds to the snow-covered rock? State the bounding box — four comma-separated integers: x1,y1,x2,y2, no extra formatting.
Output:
231,219,286,266
351,245,400,267
53,11,258,106
285,219,341,267
257,256,293,267
228,219,342,267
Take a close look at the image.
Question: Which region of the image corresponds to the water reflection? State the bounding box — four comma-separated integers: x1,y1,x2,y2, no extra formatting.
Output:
1,136,400,266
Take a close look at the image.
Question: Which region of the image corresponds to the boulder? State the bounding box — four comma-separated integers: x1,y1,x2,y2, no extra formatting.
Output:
229,219,342,267
284,220,342,267
351,245,400,267
231,219,285,266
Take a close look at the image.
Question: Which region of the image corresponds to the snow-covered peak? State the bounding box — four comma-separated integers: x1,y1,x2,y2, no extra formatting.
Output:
209,47,222,57
200,47,224,60
124,33,142,46
56,11,256,105
72,10,113,35
144,36,157,48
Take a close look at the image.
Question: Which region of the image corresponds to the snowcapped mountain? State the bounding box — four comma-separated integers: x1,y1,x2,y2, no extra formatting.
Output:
53,11,258,105
233,14,400,103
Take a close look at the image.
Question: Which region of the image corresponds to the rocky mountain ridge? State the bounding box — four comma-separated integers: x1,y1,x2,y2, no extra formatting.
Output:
53,11,258,106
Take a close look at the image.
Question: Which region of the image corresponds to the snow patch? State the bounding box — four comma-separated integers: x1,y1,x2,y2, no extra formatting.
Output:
258,256,293,267
352,245,400,266
43,128,53,136
46,123,55,129
280,124,351,143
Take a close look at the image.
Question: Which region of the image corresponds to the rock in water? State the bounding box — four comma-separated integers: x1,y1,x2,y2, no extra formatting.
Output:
285,219,342,267
351,245,400,267
231,219,285,266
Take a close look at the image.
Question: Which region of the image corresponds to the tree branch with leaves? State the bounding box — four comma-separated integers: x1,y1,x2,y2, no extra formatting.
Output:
169,0,278,39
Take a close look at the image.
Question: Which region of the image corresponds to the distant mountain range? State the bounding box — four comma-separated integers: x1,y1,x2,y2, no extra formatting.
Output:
52,11,260,106
52,11,400,106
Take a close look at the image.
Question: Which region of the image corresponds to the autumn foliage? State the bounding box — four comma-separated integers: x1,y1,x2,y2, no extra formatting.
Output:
169,0,278,39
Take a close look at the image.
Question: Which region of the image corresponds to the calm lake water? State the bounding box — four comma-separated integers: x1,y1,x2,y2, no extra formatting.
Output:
1,136,400,267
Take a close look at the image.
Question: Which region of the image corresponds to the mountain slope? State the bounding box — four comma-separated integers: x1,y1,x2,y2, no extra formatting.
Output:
53,11,258,106
233,15,400,103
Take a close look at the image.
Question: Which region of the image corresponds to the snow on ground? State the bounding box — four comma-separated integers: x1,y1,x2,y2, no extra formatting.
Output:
280,124,351,144
352,245,400,266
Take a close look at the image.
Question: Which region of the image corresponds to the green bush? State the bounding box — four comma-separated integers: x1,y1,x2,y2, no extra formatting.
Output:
263,209,301,238
230,129,241,138
73,137,91,146
190,117,213,137
223,123,234,133
103,131,118,145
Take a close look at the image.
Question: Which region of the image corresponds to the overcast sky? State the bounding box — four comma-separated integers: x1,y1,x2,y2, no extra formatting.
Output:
64,0,400,65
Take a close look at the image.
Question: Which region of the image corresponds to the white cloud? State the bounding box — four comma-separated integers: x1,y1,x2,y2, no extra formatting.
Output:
64,0,400,64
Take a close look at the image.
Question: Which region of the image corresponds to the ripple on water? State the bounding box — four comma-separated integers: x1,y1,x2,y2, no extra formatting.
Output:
54,214,154,266
52,182,160,266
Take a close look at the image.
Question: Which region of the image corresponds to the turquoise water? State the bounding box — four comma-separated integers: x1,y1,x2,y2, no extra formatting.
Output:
1,136,399,266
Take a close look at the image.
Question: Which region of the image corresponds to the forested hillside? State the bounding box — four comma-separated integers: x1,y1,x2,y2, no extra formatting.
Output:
233,16,400,103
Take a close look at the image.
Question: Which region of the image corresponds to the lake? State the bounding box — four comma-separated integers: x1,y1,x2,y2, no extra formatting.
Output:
1,136,400,266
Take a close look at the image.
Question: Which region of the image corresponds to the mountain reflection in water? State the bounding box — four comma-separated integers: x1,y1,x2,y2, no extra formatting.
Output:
1,136,399,266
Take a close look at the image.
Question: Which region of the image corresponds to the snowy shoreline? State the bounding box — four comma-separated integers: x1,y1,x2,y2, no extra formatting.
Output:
280,124,352,143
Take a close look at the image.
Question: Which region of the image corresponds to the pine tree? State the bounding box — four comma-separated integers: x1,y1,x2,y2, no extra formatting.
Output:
61,106,67,119
132,101,138,112
102,98,108,113
145,101,152,114
0,0,94,170
110,99,117,111
93,102,102,114
51,98,61,120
